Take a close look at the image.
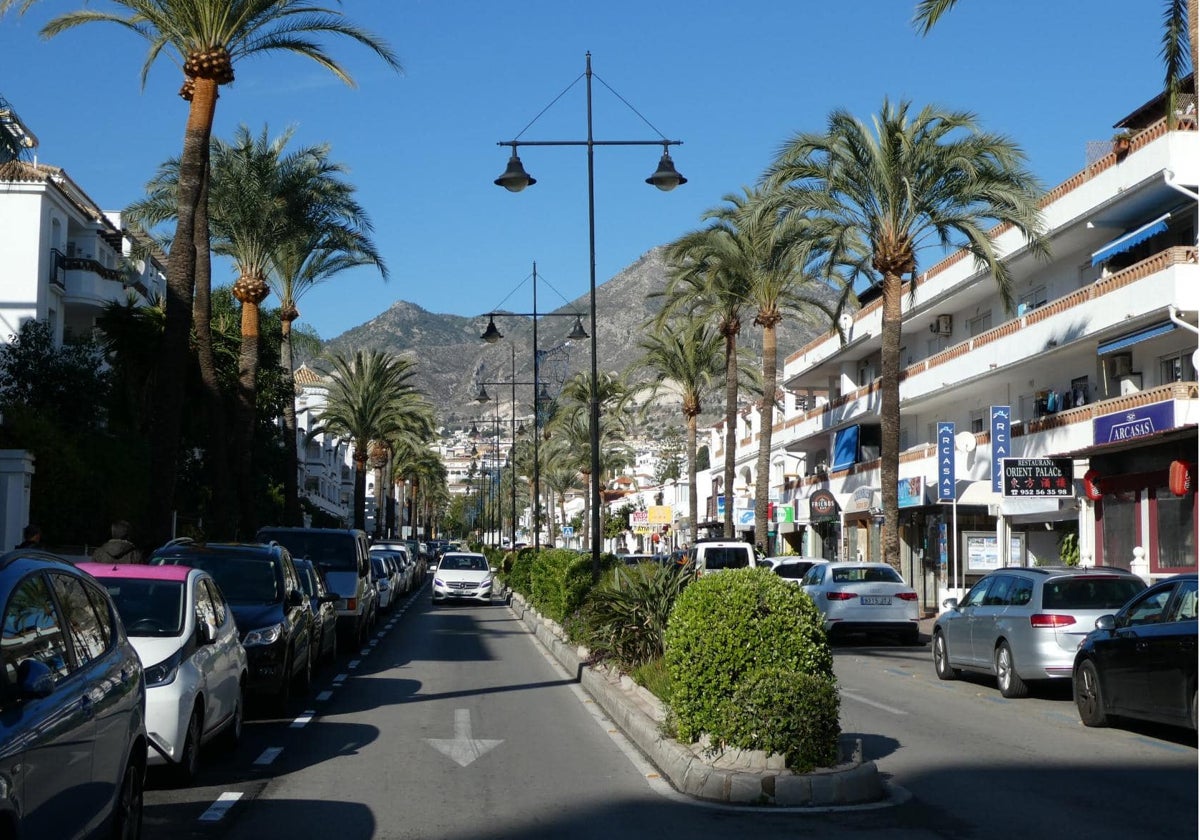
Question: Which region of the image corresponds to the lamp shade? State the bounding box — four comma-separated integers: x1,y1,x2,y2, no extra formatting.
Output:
568,315,589,340
481,316,503,343
475,384,491,404
646,149,687,191
494,151,535,192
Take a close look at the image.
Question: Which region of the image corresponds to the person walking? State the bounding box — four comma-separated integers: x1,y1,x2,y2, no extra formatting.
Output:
15,523,40,549
92,520,144,565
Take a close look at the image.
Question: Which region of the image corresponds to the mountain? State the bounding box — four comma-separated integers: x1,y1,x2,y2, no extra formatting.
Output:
324,245,825,429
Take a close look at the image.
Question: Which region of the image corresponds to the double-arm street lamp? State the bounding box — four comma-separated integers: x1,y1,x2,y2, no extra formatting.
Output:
475,344,536,550
480,262,588,550
494,52,686,577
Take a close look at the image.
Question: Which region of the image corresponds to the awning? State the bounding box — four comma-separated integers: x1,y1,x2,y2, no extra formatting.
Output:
1089,213,1170,266
1097,321,1176,355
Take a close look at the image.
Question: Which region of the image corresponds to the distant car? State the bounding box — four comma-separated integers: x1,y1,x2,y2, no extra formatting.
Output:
293,558,339,668
370,547,408,599
0,550,147,838
370,554,397,611
757,556,823,583
932,566,1147,698
150,541,315,710
691,540,755,577
800,561,921,644
1073,573,1197,730
82,562,248,783
432,552,495,605
375,540,424,589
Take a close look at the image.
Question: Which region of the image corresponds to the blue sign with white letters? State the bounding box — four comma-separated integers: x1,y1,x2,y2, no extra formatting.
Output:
937,422,956,503
1092,400,1174,445
990,406,1010,492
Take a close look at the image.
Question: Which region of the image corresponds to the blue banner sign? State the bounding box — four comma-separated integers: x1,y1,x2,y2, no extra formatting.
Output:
1092,400,1175,445
937,422,956,503
990,405,1011,492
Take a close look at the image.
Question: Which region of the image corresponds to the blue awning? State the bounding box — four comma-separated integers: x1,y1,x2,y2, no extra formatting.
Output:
831,424,859,471
1090,213,1170,266
1098,321,1177,355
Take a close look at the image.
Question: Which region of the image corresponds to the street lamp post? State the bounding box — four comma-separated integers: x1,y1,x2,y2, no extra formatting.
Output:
494,52,685,578
476,344,533,550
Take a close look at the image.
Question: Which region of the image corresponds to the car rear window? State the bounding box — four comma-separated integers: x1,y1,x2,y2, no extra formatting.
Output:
774,562,813,580
1041,577,1145,610
831,566,903,584
703,547,751,570
260,530,358,571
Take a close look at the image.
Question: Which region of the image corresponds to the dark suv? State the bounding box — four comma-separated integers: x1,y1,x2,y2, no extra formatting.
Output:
150,541,314,709
0,550,147,838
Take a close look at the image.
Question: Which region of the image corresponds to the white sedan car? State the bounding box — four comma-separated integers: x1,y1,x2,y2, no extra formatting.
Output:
432,552,494,605
81,562,248,783
799,561,922,645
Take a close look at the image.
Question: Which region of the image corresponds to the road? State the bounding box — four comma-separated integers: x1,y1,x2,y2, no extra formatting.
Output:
143,587,1197,839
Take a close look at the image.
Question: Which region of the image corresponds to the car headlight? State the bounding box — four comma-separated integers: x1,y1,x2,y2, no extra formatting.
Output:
434,578,445,587
479,577,492,589
144,649,184,687
243,623,285,647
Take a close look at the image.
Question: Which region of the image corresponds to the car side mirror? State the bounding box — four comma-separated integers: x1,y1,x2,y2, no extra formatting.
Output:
942,597,960,610
287,590,305,608
490,566,497,574
1094,614,1117,632
16,659,55,699
197,619,217,645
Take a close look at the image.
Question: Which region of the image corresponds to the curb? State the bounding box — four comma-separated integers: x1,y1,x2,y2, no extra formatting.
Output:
507,592,885,807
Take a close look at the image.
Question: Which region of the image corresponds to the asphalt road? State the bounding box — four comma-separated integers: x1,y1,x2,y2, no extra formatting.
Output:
142,588,1198,840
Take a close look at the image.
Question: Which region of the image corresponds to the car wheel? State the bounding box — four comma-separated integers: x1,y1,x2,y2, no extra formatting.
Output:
933,632,959,680
1074,660,1109,727
218,682,244,752
110,754,144,840
996,641,1028,698
171,705,203,785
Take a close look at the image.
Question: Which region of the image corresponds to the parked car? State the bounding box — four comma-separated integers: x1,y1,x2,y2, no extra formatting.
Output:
757,556,823,582
1073,573,1197,730
932,565,1147,698
376,540,423,588
799,561,921,644
370,554,397,612
691,540,755,577
371,547,408,598
390,548,415,595
0,550,147,839
258,527,373,649
81,562,248,783
431,552,495,605
293,558,339,667
150,541,315,710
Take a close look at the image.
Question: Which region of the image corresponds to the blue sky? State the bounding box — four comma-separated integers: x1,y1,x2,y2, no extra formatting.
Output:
0,1,1172,340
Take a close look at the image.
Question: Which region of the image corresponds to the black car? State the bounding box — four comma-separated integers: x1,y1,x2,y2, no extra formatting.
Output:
0,550,147,839
1073,573,1197,730
151,541,314,710
294,558,339,668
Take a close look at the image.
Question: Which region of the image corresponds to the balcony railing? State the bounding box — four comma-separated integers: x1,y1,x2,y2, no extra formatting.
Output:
50,248,124,284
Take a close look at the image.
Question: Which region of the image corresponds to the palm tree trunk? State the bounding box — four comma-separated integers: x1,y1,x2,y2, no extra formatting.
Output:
880,272,903,570
353,448,369,531
686,412,698,549
148,79,219,545
723,330,738,538
234,295,264,538
280,315,301,525
192,169,235,539
754,317,779,554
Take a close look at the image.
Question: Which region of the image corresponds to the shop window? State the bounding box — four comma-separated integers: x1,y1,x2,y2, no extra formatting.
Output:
1097,491,1139,569
1150,486,1197,573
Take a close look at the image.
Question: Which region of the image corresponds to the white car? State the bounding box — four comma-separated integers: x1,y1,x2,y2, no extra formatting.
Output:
799,561,922,645
81,562,248,783
432,552,494,605
370,553,397,611
756,556,824,583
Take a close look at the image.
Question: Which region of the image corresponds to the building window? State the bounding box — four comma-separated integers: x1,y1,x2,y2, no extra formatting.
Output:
1150,486,1197,573
967,311,993,337
969,410,984,434
1019,286,1047,311
1159,350,1197,384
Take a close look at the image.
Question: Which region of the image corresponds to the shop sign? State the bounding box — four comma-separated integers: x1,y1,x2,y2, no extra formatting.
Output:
1093,400,1174,445
898,476,924,509
990,406,1011,492
848,486,876,512
809,490,838,522
937,421,956,503
771,503,796,524
1001,458,1074,497
628,509,653,534
647,505,672,525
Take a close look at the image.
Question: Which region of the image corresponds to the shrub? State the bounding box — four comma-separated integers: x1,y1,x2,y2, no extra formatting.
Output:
504,547,537,596
584,561,690,669
529,548,594,623
727,669,840,772
631,656,672,704
664,567,835,764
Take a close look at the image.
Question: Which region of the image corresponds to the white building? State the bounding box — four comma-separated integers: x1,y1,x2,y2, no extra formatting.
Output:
293,365,354,525
702,81,1199,612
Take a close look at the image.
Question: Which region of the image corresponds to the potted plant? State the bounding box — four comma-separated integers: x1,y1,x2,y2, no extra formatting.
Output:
1111,130,1133,158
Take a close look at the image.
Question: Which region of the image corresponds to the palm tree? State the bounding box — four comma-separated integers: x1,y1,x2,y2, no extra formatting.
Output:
660,190,758,539
309,350,433,531
762,99,1047,569
635,316,724,550
6,0,400,544
913,1,1196,127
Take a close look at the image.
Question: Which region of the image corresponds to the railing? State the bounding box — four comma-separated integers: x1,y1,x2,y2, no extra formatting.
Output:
50,247,124,283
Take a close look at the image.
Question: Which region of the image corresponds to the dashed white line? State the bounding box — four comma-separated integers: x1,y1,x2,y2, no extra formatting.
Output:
315,690,333,702
290,710,316,729
840,689,908,715
332,673,348,684
348,659,361,669
198,792,243,822
253,747,283,766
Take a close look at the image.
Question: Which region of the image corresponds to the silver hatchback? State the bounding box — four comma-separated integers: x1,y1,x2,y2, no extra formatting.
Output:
932,566,1146,697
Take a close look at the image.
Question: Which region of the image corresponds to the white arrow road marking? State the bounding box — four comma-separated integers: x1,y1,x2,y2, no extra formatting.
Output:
425,708,503,767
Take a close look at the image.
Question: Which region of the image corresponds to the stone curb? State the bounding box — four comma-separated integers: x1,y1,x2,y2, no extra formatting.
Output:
507,592,884,806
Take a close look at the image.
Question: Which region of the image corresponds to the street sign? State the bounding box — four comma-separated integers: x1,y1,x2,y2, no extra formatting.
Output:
1001,458,1075,497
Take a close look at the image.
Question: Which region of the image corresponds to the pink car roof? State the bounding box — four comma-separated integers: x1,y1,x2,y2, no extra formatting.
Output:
78,562,192,582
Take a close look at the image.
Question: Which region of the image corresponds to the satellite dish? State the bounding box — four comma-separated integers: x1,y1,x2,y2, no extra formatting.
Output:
955,431,977,453
837,312,854,337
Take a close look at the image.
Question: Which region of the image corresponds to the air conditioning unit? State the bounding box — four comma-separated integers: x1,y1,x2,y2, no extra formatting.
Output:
1109,352,1133,377
929,314,953,336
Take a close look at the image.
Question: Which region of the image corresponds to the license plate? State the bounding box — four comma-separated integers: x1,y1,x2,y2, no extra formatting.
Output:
860,595,892,605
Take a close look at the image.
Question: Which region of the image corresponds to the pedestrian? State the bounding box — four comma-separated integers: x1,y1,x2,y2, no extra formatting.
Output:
91,520,144,565
15,523,41,549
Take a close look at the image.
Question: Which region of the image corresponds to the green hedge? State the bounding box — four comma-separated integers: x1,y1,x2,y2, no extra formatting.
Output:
727,669,840,772
529,549,594,623
664,567,838,768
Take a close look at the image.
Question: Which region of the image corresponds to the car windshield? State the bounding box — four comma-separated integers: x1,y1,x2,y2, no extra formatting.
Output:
157,554,280,604
260,530,358,571
102,580,186,637
1041,577,1145,610
441,555,488,572
831,566,902,584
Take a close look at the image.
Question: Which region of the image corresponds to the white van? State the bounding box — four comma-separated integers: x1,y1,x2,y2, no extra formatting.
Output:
692,541,755,577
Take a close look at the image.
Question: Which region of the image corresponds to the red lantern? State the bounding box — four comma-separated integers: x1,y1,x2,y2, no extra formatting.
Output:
1082,469,1104,501
1169,460,1194,496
